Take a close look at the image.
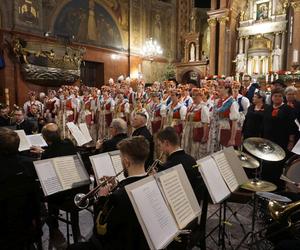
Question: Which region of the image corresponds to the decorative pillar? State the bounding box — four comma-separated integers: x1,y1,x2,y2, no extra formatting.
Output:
211,0,217,10
274,32,281,48
208,18,217,75
244,36,249,73
239,37,244,54
245,36,249,54
218,16,228,75
281,31,286,69
220,0,227,9
196,40,200,61
291,1,300,66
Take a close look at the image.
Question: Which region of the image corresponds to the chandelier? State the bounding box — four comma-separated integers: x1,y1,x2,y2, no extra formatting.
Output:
141,37,163,60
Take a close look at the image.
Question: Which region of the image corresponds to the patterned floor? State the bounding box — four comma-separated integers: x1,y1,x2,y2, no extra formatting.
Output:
41,200,276,250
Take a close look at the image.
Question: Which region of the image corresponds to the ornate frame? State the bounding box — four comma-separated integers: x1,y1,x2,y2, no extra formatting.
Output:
253,0,272,21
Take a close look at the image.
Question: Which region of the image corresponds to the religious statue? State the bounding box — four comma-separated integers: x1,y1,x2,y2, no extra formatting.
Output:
190,43,195,62
272,45,282,72
154,14,161,42
18,0,39,23
257,3,269,20
235,53,246,73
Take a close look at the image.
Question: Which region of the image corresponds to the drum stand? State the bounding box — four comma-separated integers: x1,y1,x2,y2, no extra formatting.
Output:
205,200,248,250
235,194,258,250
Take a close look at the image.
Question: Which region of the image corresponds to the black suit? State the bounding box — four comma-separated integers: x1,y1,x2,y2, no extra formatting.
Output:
161,149,204,202
42,139,85,241
69,176,149,250
132,126,154,168
0,116,10,127
97,133,127,153
15,119,36,135
42,139,77,160
0,154,41,250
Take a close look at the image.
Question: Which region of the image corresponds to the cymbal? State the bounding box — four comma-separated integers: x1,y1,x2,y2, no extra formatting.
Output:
243,137,286,162
235,150,260,169
241,180,277,192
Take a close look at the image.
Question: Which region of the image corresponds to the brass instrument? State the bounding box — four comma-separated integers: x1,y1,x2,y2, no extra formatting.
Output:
146,152,164,175
74,169,125,209
268,200,300,239
268,200,300,225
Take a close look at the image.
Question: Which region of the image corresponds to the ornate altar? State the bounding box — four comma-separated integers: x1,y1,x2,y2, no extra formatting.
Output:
12,38,85,85
176,10,208,84
236,0,289,75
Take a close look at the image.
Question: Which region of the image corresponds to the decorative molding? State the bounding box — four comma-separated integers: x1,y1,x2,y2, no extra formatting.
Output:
291,1,300,11
207,18,217,26
237,20,288,36
218,16,229,24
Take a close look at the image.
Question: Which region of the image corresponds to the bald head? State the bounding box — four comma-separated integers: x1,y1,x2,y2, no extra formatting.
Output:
42,123,61,144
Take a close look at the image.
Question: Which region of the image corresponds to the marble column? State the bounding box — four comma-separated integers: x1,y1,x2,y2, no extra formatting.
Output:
220,0,227,9
245,36,249,54
211,0,217,10
245,36,249,73
239,37,244,54
274,32,281,48
291,1,300,66
281,31,286,69
208,18,217,75
218,16,228,75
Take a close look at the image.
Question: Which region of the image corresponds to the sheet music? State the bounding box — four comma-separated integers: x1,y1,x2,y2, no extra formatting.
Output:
159,170,194,229
67,122,89,146
27,134,48,147
52,156,81,190
90,154,116,182
15,130,31,151
197,157,231,204
110,154,125,181
34,160,62,196
295,119,300,131
79,123,92,142
292,138,300,155
212,152,239,192
130,179,178,250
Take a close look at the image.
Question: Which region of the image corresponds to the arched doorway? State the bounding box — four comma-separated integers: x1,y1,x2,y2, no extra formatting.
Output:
181,70,201,87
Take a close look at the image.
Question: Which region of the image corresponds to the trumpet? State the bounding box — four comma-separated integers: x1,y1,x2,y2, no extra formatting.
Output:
146,152,164,175
74,169,125,209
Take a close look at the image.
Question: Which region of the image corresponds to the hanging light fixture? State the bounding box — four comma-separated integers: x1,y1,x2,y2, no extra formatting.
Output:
141,37,163,61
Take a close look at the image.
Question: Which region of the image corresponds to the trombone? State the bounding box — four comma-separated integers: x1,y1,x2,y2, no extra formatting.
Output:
74,169,125,209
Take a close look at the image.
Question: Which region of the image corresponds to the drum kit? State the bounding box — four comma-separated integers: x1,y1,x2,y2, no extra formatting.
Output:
233,137,299,249
235,137,286,193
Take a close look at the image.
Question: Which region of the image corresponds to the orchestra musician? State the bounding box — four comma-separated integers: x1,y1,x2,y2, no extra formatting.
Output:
95,118,128,153
13,107,37,135
0,128,41,250
0,103,11,127
68,136,150,250
157,127,204,202
131,112,154,169
30,123,83,244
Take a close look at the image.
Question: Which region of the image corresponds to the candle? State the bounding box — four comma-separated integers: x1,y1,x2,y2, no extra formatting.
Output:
270,74,274,82
293,49,299,63
266,73,268,83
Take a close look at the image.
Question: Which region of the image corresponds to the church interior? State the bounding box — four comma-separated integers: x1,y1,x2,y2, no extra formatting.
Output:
1,0,300,250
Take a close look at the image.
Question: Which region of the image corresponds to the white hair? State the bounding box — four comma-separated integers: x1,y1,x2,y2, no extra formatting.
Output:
285,86,298,95
110,118,127,134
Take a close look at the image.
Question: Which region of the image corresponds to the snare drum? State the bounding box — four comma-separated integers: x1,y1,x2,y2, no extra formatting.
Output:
256,192,291,223
284,156,300,193
256,192,292,203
